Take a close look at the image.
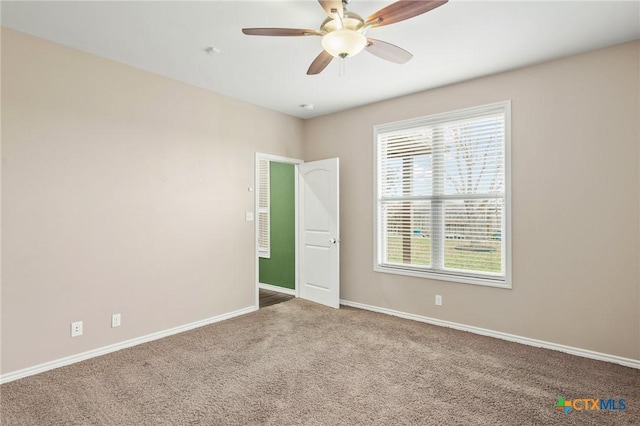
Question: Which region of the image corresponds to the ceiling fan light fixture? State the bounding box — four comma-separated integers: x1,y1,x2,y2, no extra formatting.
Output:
321,28,367,58
242,0,449,75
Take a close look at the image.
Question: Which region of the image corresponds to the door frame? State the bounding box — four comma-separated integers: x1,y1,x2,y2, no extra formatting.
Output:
254,153,304,309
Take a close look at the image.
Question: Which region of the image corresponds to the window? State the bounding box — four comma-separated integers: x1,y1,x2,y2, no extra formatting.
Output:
374,102,511,288
257,158,270,258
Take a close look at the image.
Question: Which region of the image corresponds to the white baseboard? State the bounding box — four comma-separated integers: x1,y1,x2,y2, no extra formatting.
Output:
259,282,296,296
340,299,640,370
5,300,636,385
0,305,258,384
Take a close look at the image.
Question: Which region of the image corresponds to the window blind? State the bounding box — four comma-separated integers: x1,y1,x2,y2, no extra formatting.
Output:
375,102,510,286
257,158,270,258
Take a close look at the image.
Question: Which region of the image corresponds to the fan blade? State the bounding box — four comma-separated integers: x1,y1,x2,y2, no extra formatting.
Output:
318,0,344,18
365,38,413,64
366,0,447,28
307,50,334,75
242,28,321,36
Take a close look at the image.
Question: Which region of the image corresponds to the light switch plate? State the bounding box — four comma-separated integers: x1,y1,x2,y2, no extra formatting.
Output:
245,212,254,221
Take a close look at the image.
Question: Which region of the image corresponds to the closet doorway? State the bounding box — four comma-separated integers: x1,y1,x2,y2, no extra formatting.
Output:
255,154,302,308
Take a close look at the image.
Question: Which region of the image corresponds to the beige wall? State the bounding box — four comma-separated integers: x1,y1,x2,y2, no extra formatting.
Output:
2,27,639,376
304,41,640,360
1,28,304,373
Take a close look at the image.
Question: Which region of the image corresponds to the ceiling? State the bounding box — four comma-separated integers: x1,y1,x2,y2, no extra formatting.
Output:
2,1,639,119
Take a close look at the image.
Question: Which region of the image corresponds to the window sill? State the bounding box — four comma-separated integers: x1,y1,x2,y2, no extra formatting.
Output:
374,264,512,289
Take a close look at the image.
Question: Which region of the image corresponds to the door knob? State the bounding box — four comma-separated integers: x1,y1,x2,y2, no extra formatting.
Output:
329,238,337,244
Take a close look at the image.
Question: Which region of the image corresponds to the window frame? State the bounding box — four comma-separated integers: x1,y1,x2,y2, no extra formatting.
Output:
373,101,512,289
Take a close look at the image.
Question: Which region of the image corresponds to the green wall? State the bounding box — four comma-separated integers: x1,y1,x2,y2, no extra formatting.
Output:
259,162,295,289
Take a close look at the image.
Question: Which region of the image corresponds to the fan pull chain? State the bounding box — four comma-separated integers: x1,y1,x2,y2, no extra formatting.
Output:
339,57,346,77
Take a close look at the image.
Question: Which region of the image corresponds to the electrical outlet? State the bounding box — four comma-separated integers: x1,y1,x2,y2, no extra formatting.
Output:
435,295,442,306
71,321,83,337
111,313,121,328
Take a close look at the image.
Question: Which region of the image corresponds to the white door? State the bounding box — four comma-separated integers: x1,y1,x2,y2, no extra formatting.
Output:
298,158,340,308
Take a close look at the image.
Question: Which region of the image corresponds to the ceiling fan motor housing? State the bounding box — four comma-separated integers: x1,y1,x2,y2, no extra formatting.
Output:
320,11,365,33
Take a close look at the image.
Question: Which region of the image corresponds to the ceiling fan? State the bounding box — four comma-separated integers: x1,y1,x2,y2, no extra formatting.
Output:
242,0,448,75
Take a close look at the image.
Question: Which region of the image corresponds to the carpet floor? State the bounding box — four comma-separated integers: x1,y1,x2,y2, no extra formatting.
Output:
2,299,639,425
